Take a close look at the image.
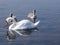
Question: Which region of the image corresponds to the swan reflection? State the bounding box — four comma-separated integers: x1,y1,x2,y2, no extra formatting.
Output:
6,27,38,40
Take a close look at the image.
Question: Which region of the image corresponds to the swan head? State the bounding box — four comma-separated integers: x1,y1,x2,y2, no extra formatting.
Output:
6,13,17,25
6,16,17,25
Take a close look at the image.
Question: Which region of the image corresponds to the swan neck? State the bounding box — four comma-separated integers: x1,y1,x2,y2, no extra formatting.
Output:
12,19,17,24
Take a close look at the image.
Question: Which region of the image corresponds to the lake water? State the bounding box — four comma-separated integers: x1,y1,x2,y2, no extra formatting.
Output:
0,0,60,45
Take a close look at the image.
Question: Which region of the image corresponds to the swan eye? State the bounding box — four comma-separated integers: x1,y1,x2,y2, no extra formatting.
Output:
11,20,13,22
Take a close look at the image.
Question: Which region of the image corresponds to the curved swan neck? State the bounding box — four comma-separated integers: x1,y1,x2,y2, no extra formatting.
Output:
13,20,16,23
12,18,17,24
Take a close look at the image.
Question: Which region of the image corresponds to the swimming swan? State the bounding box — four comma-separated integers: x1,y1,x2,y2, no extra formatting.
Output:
7,19,40,40
9,19,40,36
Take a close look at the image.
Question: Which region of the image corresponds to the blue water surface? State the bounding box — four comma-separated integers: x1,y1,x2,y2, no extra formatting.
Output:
0,0,60,45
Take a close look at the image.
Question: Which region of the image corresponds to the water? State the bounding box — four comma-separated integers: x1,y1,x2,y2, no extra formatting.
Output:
0,0,60,45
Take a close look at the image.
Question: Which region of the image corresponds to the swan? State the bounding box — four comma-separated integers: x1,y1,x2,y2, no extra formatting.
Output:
6,16,40,39
6,13,17,25
6,11,40,40
9,19,40,36
27,9,37,23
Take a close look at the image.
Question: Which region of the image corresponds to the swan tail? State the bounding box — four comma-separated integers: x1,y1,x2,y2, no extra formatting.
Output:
34,21,40,26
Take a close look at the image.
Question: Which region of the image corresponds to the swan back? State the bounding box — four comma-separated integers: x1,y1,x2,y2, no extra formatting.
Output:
11,19,40,30
13,20,35,30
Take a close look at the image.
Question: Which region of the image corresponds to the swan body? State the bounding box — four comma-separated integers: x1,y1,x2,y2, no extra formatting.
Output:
9,19,40,36
9,19,40,30
6,11,40,37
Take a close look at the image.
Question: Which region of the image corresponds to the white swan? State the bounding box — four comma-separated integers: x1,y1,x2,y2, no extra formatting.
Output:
9,19,40,36
7,18,40,40
27,9,37,23
6,11,40,40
